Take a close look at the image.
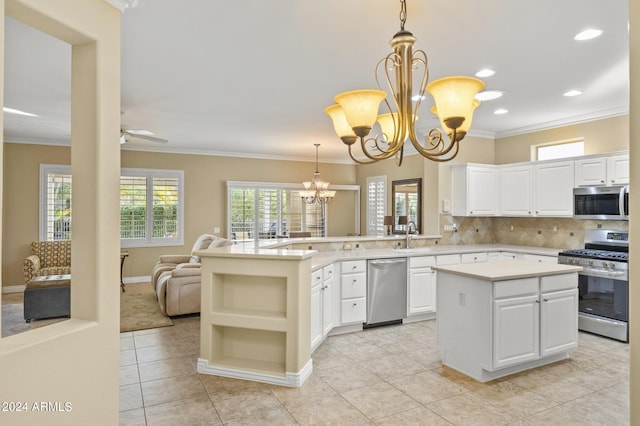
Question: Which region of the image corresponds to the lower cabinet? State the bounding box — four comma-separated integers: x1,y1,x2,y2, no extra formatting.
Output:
310,264,334,351
437,270,579,382
408,256,436,315
339,260,367,325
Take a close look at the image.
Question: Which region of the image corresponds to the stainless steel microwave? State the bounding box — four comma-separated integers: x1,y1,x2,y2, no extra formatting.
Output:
573,185,629,220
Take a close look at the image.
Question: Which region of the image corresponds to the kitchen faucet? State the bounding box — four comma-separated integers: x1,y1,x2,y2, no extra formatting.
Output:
406,221,417,248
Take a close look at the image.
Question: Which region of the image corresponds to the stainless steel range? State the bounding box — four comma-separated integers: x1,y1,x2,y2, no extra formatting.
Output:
558,229,629,342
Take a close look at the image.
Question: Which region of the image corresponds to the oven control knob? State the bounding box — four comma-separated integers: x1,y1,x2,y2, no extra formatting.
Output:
588,260,594,266
602,261,608,268
610,263,616,269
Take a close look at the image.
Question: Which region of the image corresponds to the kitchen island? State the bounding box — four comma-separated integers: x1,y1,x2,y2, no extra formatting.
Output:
433,260,582,382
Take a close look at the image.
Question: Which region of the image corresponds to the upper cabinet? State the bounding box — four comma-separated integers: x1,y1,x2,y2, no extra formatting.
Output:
452,152,627,218
499,165,534,216
451,165,498,216
607,154,629,185
533,160,574,217
575,153,629,186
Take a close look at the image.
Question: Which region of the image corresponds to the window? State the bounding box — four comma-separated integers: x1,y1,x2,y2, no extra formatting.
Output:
535,139,584,161
366,175,386,236
40,165,184,247
227,182,328,240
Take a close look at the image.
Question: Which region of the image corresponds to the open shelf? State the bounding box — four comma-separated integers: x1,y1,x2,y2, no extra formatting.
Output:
210,273,287,318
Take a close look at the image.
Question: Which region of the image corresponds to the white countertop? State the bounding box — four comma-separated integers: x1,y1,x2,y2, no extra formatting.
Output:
309,244,562,270
432,260,582,281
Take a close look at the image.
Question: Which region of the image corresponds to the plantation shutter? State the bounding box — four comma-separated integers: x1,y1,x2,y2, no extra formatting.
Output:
366,175,386,236
44,170,72,241
120,176,147,240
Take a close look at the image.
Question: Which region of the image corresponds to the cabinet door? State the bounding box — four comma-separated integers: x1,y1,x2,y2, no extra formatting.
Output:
575,157,607,186
468,167,498,216
322,277,334,336
533,161,574,217
499,165,533,216
493,294,540,369
540,288,578,357
607,154,629,185
310,283,322,350
408,267,436,315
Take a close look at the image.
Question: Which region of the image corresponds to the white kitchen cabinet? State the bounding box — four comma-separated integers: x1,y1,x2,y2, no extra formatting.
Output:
499,165,534,216
339,260,366,325
500,252,518,260
574,156,607,186
310,264,335,351
461,252,488,263
451,164,498,216
533,160,574,217
523,253,557,264
436,261,579,382
493,293,540,369
408,256,436,315
436,254,461,265
574,153,629,186
607,154,629,185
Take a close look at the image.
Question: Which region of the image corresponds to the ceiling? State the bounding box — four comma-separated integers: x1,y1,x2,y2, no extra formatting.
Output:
3,0,630,163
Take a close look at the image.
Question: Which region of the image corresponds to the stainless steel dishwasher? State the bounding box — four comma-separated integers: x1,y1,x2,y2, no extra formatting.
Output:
365,258,407,327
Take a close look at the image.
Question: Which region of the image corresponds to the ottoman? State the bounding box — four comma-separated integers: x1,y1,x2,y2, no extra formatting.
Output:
24,275,71,323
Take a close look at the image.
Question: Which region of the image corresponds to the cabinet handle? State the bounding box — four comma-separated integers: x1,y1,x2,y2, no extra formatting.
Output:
353,279,357,283
535,300,540,304
543,298,549,302
353,303,357,307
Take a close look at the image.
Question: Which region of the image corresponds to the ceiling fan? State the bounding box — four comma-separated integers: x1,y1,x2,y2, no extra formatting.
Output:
120,128,168,144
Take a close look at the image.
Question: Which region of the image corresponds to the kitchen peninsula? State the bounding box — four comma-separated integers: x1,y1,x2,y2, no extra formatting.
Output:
434,260,582,382
196,236,570,387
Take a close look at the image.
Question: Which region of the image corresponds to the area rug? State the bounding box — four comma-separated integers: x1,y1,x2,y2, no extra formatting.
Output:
120,282,173,332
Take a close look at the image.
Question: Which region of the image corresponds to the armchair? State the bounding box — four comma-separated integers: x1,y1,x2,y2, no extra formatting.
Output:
153,234,233,316
23,241,72,283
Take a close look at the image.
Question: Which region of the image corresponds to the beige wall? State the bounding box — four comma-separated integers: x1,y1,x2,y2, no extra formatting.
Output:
494,115,629,164
0,0,122,424
2,145,358,284
629,0,639,423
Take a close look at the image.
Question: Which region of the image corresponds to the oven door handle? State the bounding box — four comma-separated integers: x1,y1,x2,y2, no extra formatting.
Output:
581,267,627,278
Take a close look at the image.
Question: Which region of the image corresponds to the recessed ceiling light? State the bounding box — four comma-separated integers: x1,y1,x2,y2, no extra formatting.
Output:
494,108,509,115
3,107,38,117
563,89,583,97
574,29,602,41
475,90,504,101
475,68,495,78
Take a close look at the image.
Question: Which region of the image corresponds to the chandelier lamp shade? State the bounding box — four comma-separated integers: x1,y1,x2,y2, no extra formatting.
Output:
300,144,336,205
325,0,485,165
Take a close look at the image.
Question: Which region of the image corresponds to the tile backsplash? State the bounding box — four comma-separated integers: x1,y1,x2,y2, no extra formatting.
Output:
438,214,629,249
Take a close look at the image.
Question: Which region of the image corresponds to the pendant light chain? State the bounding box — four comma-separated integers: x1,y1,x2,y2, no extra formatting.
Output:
399,0,407,31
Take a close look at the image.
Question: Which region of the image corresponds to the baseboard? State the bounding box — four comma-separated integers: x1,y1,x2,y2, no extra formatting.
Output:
2,285,26,294
2,277,150,294
123,276,151,284
196,358,313,388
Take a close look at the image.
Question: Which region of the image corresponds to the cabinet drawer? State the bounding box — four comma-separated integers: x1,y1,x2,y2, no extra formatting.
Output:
523,254,557,264
501,252,518,260
341,298,366,324
494,277,539,299
323,264,334,281
410,256,436,268
437,254,461,265
342,260,366,274
311,269,322,287
541,273,578,293
341,274,366,298
461,252,488,263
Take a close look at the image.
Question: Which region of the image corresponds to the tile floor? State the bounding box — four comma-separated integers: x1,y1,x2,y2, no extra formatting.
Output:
119,316,630,425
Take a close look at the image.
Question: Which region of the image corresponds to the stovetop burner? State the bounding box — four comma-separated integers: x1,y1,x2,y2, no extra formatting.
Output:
559,248,629,262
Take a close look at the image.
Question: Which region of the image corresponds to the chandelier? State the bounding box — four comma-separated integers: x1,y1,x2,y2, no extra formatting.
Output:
299,144,336,204
325,0,485,166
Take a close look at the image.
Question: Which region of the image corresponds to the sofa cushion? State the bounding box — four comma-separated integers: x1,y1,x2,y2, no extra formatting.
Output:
208,237,233,248
190,234,216,254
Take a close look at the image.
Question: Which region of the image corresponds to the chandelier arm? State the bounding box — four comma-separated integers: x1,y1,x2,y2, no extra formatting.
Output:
376,54,404,148
359,134,403,161
346,144,379,165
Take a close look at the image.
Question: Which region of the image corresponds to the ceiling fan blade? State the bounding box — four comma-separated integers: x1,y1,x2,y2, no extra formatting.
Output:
122,130,168,144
